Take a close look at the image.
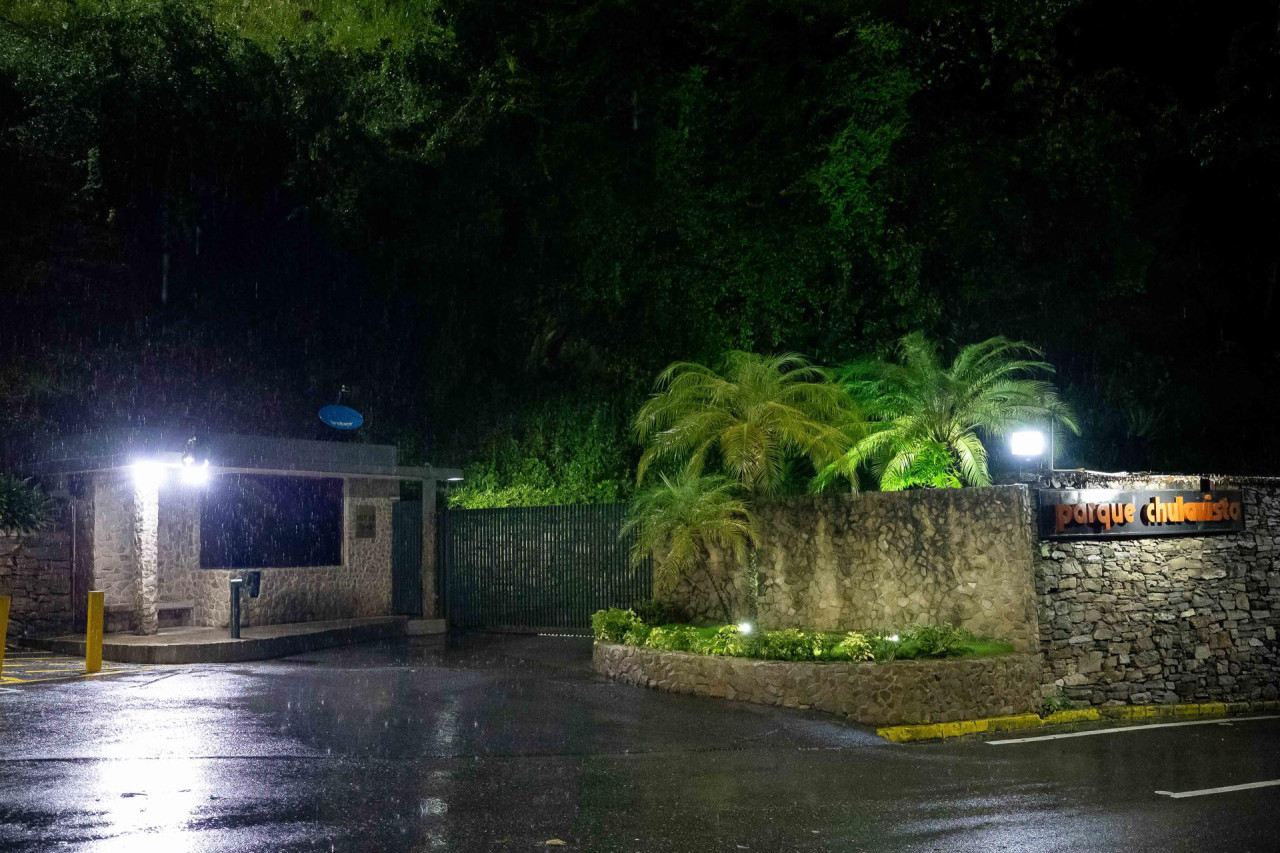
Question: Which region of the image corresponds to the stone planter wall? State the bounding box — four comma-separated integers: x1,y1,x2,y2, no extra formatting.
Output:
593,642,1042,726
666,486,1039,651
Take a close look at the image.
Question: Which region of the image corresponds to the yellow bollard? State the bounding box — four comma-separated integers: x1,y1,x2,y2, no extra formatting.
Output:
85,591,104,674
0,594,10,678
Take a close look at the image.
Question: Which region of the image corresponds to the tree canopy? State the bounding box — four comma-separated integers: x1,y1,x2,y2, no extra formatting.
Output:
2,0,1278,493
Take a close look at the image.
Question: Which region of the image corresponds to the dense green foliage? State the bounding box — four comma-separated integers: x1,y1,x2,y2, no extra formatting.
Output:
831,334,1077,489
589,609,1004,662
0,474,50,535
620,472,756,601
2,1,1278,487
634,352,859,495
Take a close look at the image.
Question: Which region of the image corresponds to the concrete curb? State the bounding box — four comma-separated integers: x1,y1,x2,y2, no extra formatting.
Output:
25,617,410,664
876,700,1280,743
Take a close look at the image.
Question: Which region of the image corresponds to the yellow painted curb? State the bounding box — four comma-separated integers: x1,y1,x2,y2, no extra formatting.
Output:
876,700,1280,743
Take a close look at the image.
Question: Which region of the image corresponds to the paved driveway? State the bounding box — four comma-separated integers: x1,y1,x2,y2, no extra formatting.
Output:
1,634,1277,851
1,647,135,686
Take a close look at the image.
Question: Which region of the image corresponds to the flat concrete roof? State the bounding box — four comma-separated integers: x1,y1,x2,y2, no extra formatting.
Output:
9,428,461,480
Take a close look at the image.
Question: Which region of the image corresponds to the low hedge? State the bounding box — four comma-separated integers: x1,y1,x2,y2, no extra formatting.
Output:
590,607,1013,663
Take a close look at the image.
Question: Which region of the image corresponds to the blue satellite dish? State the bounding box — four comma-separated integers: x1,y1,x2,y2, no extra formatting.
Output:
319,404,363,430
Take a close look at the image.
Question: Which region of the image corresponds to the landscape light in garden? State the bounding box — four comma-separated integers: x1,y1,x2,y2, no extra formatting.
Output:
887,634,899,642
1009,429,1046,458
737,622,752,634
446,476,464,482
131,460,168,490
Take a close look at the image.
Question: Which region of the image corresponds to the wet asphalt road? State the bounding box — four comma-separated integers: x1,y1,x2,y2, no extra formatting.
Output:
1,635,1278,852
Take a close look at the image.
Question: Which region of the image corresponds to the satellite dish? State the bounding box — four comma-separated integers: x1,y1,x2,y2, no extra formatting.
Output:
319,404,363,430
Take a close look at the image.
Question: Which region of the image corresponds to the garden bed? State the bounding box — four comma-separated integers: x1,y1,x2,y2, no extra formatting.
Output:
593,643,1043,726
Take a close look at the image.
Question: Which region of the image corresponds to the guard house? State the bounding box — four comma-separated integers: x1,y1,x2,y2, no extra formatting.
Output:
11,430,459,636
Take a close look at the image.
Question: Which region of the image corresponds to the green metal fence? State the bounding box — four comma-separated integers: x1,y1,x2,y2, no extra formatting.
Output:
438,503,652,631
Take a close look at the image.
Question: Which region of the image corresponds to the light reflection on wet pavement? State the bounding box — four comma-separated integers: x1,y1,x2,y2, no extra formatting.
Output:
1,635,1277,851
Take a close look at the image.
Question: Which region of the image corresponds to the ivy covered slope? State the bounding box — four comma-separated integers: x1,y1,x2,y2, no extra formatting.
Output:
590,608,1014,663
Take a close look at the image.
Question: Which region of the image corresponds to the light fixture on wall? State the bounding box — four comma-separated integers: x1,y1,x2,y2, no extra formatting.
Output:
1009,429,1046,460
180,459,211,486
132,445,213,490
131,460,169,490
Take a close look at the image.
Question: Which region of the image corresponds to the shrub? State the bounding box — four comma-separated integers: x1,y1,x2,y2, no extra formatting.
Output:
591,607,639,643
645,625,699,652
704,625,746,656
631,598,683,626
898,623,974,658
623,622,653,647
832,631,873,661
748,628,814,661
868,633,901,662
0,474,50,535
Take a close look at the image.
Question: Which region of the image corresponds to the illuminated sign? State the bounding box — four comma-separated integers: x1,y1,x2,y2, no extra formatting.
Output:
1038,489,1245,540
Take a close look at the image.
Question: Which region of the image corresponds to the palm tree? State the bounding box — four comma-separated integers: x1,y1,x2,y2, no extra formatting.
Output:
630,351,860,616
621,473,757,620
829,333,1078,489
0,474,50,535
633,351,861,494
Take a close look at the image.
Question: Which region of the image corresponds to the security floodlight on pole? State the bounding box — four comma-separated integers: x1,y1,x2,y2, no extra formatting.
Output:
1009,429,1046,460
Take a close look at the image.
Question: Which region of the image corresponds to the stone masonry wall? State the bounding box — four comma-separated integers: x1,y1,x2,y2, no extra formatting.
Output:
593,642,1042,725
0,502,73,639
188,484,395,628
1036,474,1280,706
92,474,136,611
157,490,198,604
667,486,1039,651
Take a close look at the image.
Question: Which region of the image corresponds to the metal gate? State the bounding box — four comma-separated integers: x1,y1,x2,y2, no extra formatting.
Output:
391,501,423,616
438,503,652,631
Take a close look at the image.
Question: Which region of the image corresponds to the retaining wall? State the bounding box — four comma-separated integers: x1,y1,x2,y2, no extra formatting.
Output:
667,486,1039,651
0,502,73,639
1035,474,1280,705
593,642,1042,725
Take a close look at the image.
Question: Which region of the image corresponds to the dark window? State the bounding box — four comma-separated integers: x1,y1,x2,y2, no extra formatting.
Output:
200,475,343,568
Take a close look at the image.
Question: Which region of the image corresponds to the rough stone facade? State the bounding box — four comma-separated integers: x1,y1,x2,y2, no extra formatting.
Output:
0,502,73,639
91,474,136,612
37,472,398,634
157,490,199,604
190,488,394,628
668,486,1039,651
593,642,1042,725
1035,474,1280,706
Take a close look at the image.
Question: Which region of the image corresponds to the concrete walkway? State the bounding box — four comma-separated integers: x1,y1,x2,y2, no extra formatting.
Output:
25,616,420,664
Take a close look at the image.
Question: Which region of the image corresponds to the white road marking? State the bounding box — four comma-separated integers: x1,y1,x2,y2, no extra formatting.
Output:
1155,780,1280,799
986,715,1280,745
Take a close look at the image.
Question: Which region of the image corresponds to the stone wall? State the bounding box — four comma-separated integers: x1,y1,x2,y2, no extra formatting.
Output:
91,474,136,611
157,490,198,604
1035,474,1280,706
593,642,1042,725
188,485,395,628
668,486,1039,651
0,502,73,639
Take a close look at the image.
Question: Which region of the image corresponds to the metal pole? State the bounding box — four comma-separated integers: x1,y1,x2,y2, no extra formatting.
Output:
229,578,243,639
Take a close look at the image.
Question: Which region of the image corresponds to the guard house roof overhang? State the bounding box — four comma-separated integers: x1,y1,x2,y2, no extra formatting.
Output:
8,429,462,483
